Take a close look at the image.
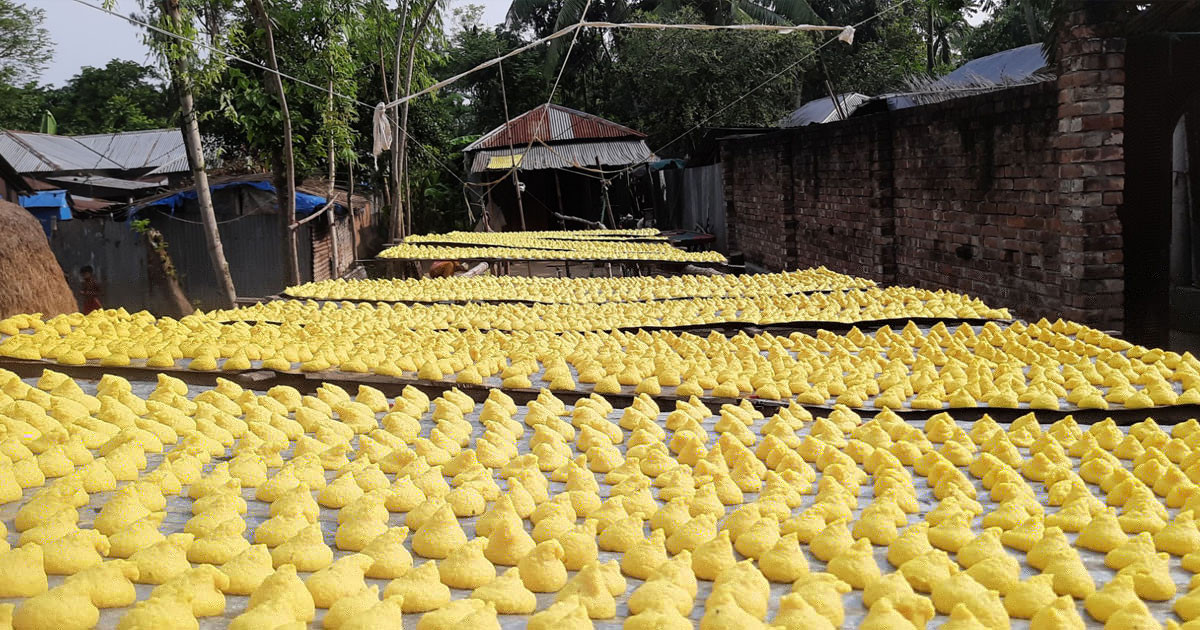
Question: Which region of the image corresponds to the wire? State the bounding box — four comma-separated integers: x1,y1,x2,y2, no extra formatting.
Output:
154,207,259,225
377,19,851,110
618,0,917,176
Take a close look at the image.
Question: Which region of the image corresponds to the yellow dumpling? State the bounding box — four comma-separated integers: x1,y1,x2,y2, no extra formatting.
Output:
12,581,99,630
382,561,451,613
470,567,537,614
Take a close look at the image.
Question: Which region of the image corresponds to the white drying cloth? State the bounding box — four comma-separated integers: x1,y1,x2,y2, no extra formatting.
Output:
372,103,393,157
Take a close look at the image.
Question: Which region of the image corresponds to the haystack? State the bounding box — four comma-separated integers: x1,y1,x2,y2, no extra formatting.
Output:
0,200,76,318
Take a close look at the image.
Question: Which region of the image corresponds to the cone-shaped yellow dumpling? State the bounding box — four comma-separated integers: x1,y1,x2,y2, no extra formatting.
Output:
383,561,451,613
526,595,592,630
0,544,48,597
439,537,496,589
1030,595,1085,630
470,567,537,614
518,540,568,592
412,505,468,559
484,517,535,566
305,553,372,608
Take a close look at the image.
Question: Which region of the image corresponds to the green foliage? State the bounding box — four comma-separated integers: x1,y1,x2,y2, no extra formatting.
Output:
0,0,52,83
598,8,814,153
961,0,1053,61
51,61,172,133
0,60,172,133
131,218,152,233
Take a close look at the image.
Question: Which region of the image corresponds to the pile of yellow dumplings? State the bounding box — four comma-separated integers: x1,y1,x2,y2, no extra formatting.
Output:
0,365,1195,629
283,268,876,304
2,314,1195,413
403,228,665,245
377,242,728,264
221,287,1010,333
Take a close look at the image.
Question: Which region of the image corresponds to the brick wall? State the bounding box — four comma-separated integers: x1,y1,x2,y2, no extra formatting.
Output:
1054,3,1127,331
722,137,795,271
721,3,1140,331
723,82,1069,321
892,82,1064,320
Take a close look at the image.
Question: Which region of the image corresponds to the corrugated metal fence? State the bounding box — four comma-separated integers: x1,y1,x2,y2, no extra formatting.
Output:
662,163,727,251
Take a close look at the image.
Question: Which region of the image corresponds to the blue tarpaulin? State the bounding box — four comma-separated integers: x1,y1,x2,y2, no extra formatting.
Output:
19,190,72,237
131,180,342,217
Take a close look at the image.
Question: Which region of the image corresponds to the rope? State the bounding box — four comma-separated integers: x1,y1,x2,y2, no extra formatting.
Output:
611,0,916,178
376,19,853,110
154,208,258,225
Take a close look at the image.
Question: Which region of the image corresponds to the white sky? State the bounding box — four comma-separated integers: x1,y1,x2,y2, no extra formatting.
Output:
27,0,512,86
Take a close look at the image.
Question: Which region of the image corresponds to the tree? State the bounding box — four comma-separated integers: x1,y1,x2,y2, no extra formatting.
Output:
802,0,925,98
0,0,52,83
0,82,49,131
247,0,300,286
143,0,238,308
600,8,813,155
393,0,446,241
46,61,173,133
961,0,1053,61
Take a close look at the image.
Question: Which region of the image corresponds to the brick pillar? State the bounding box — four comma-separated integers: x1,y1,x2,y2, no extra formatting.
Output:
870,117,897,285
1055,0,1126,331
781,134,798,269
721,145,738,254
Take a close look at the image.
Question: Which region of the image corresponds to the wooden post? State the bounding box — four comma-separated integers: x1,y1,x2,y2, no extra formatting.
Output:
554,171,565,224
513,170,527,231
329,213,341,281
597,159,615,228
348,160,358,264
163,0,235,308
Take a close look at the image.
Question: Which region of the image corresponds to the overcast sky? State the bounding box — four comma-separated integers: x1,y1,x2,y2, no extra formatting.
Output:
28,0,512,86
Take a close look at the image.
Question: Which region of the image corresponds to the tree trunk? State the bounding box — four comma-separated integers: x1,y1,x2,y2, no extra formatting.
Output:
249,0,300,287
327,81,341,278
145,227,193,316
163,0,236,308
1020,0,1040,43
926,0,935,73
396,1,438,239
390,0,410,242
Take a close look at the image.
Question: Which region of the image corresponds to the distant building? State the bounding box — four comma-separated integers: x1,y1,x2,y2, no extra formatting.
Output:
42,174,381,313
0,128,189,213
779,93,869,127
463,104,654,230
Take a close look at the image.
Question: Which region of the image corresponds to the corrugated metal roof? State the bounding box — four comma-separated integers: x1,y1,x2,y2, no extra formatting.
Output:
465,104,645,152
885,44,1050,110
145,154,190,176
941,44,1047,86
0,128,187,174
0,131,122,172
45,174,162,191
780,93,868,127
470,139,654,173
75,128,186,171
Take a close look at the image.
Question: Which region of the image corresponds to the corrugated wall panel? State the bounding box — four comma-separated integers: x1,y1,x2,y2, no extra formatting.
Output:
334,216,355,277
311,220,332,282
